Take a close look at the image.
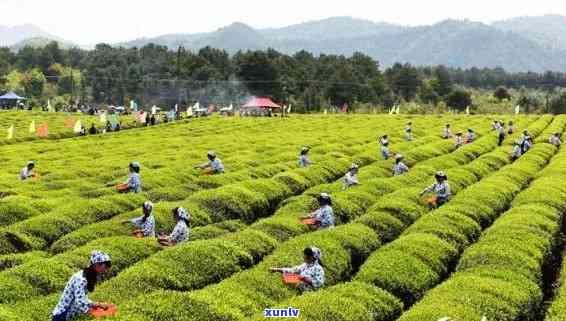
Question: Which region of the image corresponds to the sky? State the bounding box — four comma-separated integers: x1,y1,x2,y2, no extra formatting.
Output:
0,0,563,45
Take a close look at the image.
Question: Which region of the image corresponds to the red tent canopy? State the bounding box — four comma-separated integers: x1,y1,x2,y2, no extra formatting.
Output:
242,97,281,109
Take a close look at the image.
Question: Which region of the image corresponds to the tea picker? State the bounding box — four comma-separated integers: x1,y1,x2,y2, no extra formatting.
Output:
420,171,451,209
116,162,142,193
549,132,562,147
443,124,452,139
454,132,463,149
122,201,156,238
300,193,335,229
298,146,313,167
158,207,190,246
393,154,409,176
194,151,224,175
510,141,523,161
270,247,325,292
465,128,475,143
405,122,413,141
497,124,506,146
343,163,360,189
520,130,533,153
19,161,38,181
379,135,391,160
51,251,116,321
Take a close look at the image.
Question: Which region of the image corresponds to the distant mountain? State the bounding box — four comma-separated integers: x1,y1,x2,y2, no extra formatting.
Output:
10,37,76,51
492,14,566,51
117,23,265,52
261,16,405,41
118,17,566,72
0,24,62,46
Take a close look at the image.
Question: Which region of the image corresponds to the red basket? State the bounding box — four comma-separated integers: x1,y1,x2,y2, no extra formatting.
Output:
115,184,129,192
300,218,316,225
282,273,301,285
89,305,117,319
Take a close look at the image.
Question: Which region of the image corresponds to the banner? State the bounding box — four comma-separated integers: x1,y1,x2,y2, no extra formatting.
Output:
37,123,49,138
73,120,82,134
6,125,14,139
64,117,77,128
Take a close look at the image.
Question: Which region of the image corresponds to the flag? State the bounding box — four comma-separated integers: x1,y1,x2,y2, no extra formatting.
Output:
465,106,470,115
130,100,138,112
6,125,14,139
100,112,107,124
37,123,49,138
29,120,36,134
64,117,76,128
73,120,82,133
515,105,520,114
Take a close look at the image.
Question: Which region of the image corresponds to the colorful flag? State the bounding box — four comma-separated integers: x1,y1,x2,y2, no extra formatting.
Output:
515,105,520,114
6,125,14,139
64,117,77,128
37,123,49,138
73,120,82,134
29,120,36,134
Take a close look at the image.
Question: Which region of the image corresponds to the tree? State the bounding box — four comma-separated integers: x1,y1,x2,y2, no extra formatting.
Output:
494,86,511,101
234,50,281,99
433,65,453,97
446,89,472,111
21,68,46,98
548,92,566,114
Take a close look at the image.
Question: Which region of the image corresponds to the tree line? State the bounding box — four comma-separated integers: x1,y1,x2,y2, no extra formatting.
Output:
1,41,566,113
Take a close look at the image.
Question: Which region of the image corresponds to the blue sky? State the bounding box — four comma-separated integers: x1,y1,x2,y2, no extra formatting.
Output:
0,0,562,44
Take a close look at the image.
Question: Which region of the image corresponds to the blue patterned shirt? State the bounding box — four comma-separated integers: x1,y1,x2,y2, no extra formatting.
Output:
311,205,335,228
169,220,189,244
210,158,224,173
127,173,142,193
282,262,325,292
52,271,92,320
130,215,156,237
